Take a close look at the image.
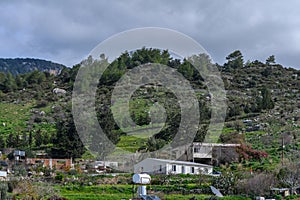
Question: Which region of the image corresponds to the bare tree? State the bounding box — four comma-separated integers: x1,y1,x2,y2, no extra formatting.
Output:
237,173,275,196
277,162,300,193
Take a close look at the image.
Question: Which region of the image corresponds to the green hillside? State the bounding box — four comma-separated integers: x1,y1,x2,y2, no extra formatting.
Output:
0,49,299,172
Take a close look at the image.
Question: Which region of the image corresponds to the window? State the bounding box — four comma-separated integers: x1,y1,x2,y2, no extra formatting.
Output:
35,160,44,164
159,165,162,172
56,160,66,164
194,147,200,153
172,165,176,172
191,167,195,173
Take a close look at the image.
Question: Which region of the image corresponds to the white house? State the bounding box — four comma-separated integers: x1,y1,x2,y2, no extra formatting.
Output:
134,158,213,175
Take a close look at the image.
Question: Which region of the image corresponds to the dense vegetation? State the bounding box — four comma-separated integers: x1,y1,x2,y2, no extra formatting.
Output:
0,49,300,199
0,49,299,166
3,172,300,199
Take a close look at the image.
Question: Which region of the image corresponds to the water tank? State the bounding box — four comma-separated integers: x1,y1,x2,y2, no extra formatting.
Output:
132,173,151,184
137,186,147,196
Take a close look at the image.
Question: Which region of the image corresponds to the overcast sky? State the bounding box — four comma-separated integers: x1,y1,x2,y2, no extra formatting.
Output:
1,0,300,69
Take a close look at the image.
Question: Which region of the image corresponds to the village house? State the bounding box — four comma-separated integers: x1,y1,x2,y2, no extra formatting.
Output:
134,158,213,175
172,143,241,165
192,143,241,165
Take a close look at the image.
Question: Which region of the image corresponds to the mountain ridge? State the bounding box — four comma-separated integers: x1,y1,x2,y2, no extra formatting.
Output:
0,58,66,76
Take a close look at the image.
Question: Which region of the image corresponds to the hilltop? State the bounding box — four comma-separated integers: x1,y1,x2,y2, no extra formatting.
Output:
0,58,65,76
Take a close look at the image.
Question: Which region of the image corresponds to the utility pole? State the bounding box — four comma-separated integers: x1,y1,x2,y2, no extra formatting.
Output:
192,143,194,163
281,137,285,166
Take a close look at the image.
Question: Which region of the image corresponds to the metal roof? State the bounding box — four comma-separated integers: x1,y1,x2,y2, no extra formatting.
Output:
144,158,212,167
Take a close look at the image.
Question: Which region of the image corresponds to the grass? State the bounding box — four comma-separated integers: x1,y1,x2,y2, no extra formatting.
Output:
0,102,32,135
121,123,165,138
0,102,56,148
222,127,235,134
59,184,251,200
61,193,250,200
116,135,147,152
60,185,132,200
61,193,132,200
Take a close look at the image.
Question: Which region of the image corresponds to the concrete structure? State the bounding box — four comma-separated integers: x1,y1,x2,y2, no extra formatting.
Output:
14,150,26,161
26,158,72,170
133,174,151,197
193,143,241,159
0,171,7,180
94,161,118,169
14,150,25,157
34,150,48,158
170,143,241,165
134,158,213,175
133,173,151,184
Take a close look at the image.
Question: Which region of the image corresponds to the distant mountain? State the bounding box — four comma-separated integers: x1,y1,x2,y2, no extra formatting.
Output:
0,58,66,76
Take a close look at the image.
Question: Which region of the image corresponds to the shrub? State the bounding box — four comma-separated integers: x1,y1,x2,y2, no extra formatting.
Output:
55,173,64,182
13,180,59,199
236,144,268,161
68,169,78,176
35,100,48,108
237,173,275,196
0,182,8,200
212,171,239,195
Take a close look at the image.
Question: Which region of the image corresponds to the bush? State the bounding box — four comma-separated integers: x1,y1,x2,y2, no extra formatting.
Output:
13,165,27,176
48,195,67,200
283,194,300,200
236,144,268,161
68,169,78,176
212,171,239,195
237,173,275,196
0,182,8,200
55,173,64,182
43,167,53,177
7,179,18,193
35,100,48,108
13,180,59,199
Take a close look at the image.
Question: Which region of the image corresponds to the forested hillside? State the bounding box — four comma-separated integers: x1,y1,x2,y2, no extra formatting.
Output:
0,49,299,172
0,58,65,76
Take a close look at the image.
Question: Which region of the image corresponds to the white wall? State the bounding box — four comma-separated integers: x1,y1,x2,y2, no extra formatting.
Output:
134,159,213,175
134,159,167,174
166,164,212,175
0,171,7,178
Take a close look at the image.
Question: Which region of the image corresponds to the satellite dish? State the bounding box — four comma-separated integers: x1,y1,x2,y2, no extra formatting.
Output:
210,186,224,197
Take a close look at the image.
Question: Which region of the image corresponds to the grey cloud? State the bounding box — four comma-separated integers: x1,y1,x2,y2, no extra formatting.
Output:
0,0,299,68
